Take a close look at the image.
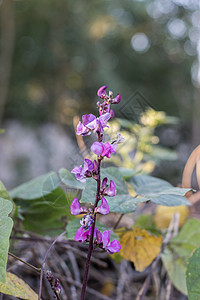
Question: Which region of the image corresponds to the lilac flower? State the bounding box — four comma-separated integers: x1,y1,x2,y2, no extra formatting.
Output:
102,231,121,254
91,142,117,158
97,85,121,105
97,85,108,99
70,198,87,215
77,113,111,136
75,226,97,243
94,197,109,215
112,94,121,104
71,159,93,182
80,212,94,230
101,178,116,197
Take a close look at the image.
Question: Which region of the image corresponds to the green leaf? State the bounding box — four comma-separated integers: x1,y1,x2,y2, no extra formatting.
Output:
118,168,136,180
106,194,138,213
15,187,75,236
59,168,85,190
0,181,11,200
186,247,200,300
161,219,200,295
66,218,119,241
129,175,190,206
10,171,60,200
0,199,13,283
0,272,38,299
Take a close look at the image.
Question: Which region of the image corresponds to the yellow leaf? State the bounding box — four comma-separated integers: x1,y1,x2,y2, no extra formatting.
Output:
154,205,189,229
0,272,38,300
120,228,162,272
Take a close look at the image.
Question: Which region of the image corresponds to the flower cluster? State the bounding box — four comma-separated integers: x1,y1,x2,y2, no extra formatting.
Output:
70,85,122,254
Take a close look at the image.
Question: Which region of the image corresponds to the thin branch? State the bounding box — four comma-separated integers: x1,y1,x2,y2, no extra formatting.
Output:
38,231,66,300
8,252,41,273
113,213,124,230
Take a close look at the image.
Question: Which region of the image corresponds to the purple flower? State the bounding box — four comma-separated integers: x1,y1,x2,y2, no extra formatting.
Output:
80,213,94,230
70,198,87,215
71,159,93,182
74,226,97,243
94,197,109,215
91,142,117,158
97,85,108,99
102,231,121,254
77,113,111,136
112,94,121,104
101,177,116,197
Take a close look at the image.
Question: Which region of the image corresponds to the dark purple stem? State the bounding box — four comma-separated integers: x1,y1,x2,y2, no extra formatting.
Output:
81,132,102,300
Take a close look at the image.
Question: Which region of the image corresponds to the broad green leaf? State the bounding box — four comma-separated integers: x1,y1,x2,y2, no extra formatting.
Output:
129,175,172,194
101,167,128,195
106,194,138,213
10,171,60,200
15,187,75,236
118,168,136,180
161,219,200,295
66,218,119,241
0,181,11,200
129,175,190,206
81,167,130,213
0,199,13,283
186,247,200,300
0,272,38,299
59,168,85,190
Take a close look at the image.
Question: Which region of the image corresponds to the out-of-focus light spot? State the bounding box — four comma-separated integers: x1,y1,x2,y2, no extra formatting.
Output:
27,83,46,103
146,0,176,19
111,9,133,27
191,11,200,27
89,16,116,39
146,2,162,19
167,18,186,39
184,40,196,56
171,0,199,10
189,27,199,46
131,33,150,53
191,61,200,87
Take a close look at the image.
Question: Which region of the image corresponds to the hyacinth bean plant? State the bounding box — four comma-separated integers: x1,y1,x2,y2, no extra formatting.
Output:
70,85,122,299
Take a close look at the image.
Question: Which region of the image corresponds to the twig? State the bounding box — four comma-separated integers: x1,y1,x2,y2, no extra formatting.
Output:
116,260,128,300
68,250,81,283
38,231,66,300
113,214,124,230
8,252,40,273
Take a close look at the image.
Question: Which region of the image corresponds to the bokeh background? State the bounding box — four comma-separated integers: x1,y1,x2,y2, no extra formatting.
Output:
0,0,200,189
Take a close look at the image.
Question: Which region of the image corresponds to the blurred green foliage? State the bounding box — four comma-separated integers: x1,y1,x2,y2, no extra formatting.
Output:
1,0,197,124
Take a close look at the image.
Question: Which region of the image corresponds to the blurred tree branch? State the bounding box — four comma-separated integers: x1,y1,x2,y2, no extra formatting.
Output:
0,0,15,124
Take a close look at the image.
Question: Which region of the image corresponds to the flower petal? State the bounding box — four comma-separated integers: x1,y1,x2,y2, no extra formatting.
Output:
106,180,116,197
106,240,121,254
102,230,111,248
70,198,82,215
97,85,107,98
95,197,109,215
91,142,104,156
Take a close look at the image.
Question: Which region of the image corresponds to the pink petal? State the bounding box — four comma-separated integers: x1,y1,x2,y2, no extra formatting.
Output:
91,142,104,156
82,114,96,126
102,230,111,248
70,198,82,215
106,240,121,254
106,180,116,197
112,94,121,104
95,197,109,215
97,85,107,98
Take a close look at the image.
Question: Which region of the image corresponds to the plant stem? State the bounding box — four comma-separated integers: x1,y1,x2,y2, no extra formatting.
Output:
81,133,102,300
8,252,41,273
38,231,66,300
